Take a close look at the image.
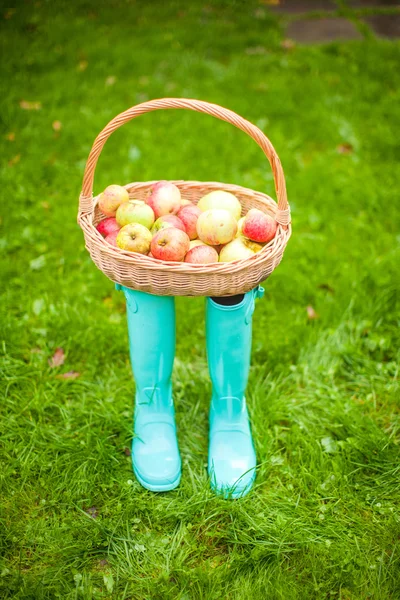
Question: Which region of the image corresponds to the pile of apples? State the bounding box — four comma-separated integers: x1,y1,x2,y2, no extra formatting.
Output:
96,181,278,264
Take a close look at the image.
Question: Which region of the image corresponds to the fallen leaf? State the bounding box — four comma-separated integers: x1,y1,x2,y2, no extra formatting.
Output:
98,559,109,568
8,154,21,166
30,347,42,354
245,46,267,55
52,120,62,131
56,371,80,380
77,60,88,72
20,100,42,110
337,143,353,154
318,283,335,294
85,506,99,518
124,447,131,456
259,0,279,4
48,347,65,368
281,38,295,50
41,201,50,210
6,132,15,141
306,305,319,320
105,75,116,86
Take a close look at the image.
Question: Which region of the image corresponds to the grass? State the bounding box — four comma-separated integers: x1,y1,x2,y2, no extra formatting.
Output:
1,1,400,598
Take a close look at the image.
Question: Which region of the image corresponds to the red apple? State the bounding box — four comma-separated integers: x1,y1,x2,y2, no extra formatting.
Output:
242,208,278,243
98,185,129,217
96,217,120,238
185,245,219,264
196,209,237,245
177,204,202,240
151,227,190,262
151,214,186,235
116,223,152,254
146,181,181,218
105,230,119,247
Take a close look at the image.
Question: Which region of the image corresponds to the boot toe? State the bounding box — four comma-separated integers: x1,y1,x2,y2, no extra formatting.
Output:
208,430,256,499
132,422,181,491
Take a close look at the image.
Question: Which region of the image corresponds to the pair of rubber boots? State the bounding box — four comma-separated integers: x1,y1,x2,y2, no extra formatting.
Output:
117,284,264,499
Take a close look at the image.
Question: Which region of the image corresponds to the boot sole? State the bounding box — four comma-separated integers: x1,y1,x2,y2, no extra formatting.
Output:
133,467,181,492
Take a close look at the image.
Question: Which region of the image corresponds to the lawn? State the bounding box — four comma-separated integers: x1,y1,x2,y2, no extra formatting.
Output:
1,1,400,598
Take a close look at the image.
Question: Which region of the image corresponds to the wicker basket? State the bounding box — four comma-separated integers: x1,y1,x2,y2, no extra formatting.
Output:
78,98,291,297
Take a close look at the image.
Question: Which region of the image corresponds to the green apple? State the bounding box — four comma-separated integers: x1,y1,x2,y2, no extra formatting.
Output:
236,216,245,237
116,200,155,229
197,190,242,221
116,223,152,254
196,209,237,245
219,237,263,262
189,239,207,249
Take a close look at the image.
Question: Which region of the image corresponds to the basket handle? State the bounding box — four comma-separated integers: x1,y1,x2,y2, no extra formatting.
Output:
79,98,290,225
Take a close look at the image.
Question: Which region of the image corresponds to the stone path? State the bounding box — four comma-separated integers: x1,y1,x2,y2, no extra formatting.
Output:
268,0,400,43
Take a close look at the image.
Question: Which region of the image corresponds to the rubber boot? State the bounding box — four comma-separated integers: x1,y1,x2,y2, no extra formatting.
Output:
116,285,181,492
206,286,264,499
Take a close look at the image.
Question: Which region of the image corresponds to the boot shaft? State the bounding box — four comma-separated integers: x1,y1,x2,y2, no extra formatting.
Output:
205,286,264,403
117,285,176,399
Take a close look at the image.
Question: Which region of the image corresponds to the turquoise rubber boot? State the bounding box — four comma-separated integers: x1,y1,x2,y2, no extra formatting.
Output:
205,286,264,499
117,285,181,492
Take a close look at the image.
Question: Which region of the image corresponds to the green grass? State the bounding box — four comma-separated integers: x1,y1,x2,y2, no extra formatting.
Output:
1,1,400,598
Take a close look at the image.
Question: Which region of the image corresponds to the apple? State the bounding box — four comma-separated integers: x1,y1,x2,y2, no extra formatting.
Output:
116,223,152,254
96,217,120,238
185,245,219,264
151,214,186,235
196,209,237,245
151,227,190,262
219,237,263,262
116,200,155,229
105,230,119,247
236,216,245,237
146,181,181,218
197,190,242,221
98,184,129,217
242,208,278,243
180,198,192,207
189,239,207,249
177,204,202,240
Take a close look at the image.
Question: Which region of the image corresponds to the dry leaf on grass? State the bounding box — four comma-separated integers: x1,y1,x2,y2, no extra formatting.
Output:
78,60,88,72
337,143,353,154
48,347,65,367
281,39,295,50
52,120,62,131
84,506,99,518
105,76,116,86
56,371,80,380
6,132,15,141
20,100,42,110
8,154,21,167
318,283,335,294
306,305,319,320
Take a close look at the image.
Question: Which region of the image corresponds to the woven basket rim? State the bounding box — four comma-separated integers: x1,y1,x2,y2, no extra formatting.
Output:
79,179,291,275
